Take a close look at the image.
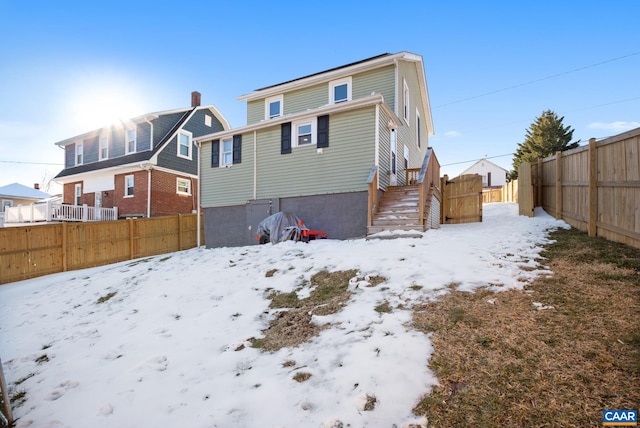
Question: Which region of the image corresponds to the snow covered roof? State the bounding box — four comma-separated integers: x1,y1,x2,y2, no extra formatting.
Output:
0,182,51,199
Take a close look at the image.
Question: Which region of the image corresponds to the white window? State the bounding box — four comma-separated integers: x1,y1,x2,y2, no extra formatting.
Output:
177,178,191,195
177,130,192,159
416,109,421,148
403,79,410,123
205,114,212,127
221,138,233,166
74,183,82,205
99,136,108,160
75,143,83,165
265,95,283,119
126,128,136,154
125,175,134,197
293,118,317,147
329,77,352,104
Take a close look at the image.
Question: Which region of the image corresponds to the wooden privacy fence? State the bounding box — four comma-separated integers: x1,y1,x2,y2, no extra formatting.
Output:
482,180,519,204
0,214,204,285
521,127,640,249
440,174,483,224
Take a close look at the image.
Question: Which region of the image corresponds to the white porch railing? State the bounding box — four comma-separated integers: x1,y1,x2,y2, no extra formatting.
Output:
4,200,118,224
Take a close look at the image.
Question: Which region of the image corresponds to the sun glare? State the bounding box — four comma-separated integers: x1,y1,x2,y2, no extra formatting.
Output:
68,82,143,131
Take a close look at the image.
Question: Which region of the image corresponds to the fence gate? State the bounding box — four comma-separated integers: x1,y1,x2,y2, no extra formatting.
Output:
440,174,483,224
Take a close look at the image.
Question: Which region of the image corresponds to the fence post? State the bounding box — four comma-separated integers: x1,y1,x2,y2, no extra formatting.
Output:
178,214,183,251
536,158,543,207
588,138,597,237
0,358,13,427
62,222,68,272
129,218,135,260
555,151,563,219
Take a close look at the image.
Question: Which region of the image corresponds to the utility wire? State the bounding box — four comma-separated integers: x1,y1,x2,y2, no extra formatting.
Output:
434,51,640,108
0,160,63,166
441,153,515,167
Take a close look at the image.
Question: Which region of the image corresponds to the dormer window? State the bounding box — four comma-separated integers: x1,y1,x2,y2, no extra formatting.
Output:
99,136,108,160
75,143,83,165
265,95,283,119
126,128,136,154
329,77,352,104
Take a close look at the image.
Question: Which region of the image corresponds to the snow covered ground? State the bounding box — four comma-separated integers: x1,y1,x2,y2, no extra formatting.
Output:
0,203,568,428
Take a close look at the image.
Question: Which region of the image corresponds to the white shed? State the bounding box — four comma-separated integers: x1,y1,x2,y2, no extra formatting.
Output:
459,159,508,188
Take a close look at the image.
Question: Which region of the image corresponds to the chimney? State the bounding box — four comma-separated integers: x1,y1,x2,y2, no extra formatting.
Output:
34,183,40,190
191,91,201,107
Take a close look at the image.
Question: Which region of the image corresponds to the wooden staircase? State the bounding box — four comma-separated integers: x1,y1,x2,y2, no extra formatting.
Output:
367,185,427,235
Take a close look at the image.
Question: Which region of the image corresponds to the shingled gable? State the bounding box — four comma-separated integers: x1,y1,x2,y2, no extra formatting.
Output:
53,105,217,178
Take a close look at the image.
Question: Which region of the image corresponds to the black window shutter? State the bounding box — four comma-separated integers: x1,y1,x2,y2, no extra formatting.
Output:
281,122,292,154
232,134,242,164
392,152,396,174
317,115,329,148
211,139,220,168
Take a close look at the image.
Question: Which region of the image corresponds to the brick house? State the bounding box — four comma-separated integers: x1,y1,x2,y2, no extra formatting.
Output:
54,92,229,218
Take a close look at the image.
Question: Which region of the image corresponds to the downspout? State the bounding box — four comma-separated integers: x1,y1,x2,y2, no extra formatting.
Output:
253,130,257,199
142,116,155,219
375,105,380,189
195,140,202,247
139,163,152,218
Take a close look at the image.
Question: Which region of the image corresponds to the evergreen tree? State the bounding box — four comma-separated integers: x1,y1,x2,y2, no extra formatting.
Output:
510,110,579,179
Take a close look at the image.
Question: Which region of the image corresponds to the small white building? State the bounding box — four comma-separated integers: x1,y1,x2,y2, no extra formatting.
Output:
459,159,508,188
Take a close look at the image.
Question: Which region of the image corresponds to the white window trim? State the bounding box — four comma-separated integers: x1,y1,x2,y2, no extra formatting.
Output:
416,108,421,149
221,138,233,167
2,199,13,212
292,117,317,147
126,128,137,154
329,76,352,104
176,178,191,195
205,114,212,127
99,135,108,161
403,79,410,124
74,183,82,205
124,175,134,198
177,130,193,160
75,142,83,165
265,94,284,120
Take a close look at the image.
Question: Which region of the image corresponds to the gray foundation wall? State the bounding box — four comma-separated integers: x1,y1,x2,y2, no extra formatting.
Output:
203,191,368,248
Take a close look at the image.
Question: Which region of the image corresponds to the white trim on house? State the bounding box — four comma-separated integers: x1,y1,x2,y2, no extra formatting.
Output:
265,94,284,120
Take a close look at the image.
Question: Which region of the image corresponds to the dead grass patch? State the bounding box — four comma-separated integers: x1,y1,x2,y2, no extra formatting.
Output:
293,371,312,382
253,269,358,351
412,228,640,427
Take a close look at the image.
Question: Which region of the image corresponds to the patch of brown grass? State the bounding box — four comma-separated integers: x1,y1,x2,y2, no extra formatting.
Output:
253,270,358,351
412,228,640,427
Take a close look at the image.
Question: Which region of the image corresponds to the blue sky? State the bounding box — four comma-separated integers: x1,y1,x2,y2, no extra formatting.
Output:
1,1,638,192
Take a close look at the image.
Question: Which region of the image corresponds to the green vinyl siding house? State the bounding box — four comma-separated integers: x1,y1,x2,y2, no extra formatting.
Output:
196,52,439,248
